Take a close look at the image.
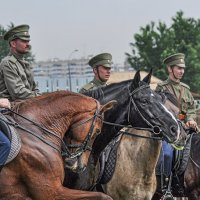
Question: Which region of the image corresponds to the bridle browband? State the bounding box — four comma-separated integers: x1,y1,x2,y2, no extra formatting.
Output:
128,85,162,135
5,100,102,160
102,84,163,140
64,100,101,159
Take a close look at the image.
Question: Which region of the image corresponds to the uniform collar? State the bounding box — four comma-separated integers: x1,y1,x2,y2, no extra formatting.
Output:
9,50,25,61
167,77,180,85
93,77,107,86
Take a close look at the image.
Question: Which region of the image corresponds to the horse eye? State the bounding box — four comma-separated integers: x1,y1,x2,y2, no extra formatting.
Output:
141,99,148,104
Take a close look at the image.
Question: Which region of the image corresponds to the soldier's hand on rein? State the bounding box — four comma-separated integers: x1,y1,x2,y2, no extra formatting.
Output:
186,120,197,129
0,98,11,109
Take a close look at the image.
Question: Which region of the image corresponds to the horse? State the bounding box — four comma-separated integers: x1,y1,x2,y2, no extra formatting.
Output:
152,132,200,200
149,93,200,200
64,70,186,196
104,91,186,200
0,90,115,200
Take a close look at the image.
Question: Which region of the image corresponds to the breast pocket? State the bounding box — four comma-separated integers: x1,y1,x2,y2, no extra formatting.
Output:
181,98,190,113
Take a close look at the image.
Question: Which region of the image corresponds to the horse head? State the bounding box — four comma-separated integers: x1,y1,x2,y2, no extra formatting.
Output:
10,91,116,173
128,70,185,148
155,90,187,148
64,100,116,172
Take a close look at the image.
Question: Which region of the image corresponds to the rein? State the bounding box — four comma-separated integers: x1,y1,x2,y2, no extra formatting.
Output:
119,129,162,140
64,101,101,159
128,85,162,135
6,101,102,159
6,109,64,152
101,84,163,140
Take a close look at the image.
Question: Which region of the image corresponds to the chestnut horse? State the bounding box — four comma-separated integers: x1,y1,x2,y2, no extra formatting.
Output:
0,91,115,200
64,70,186,197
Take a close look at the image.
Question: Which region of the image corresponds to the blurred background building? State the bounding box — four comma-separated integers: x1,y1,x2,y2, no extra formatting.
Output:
32,56,132,93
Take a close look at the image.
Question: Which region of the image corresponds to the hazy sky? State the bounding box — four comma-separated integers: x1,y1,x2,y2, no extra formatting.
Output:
1,0,200,64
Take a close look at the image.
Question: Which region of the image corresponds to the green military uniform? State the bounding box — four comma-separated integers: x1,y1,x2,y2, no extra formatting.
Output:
79,77,107,93
156,78,196,123
79,53,112,93
0,24,40,101
155,53,196,123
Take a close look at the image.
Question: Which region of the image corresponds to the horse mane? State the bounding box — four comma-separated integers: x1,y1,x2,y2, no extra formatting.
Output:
83,80,131,100
12,90,91,114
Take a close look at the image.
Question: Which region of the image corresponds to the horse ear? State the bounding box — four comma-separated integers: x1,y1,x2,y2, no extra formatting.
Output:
131,70,140,89
142,68,152,85
99,100,117,115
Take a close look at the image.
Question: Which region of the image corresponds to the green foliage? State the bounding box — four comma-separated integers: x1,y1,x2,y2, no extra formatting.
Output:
0,25,9,61
126,11,200,93
0,23,35,63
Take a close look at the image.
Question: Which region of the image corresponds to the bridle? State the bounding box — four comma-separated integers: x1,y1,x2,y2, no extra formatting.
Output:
128,84,162,135
5,100,103,160
63,100,102,159
102,84,163,139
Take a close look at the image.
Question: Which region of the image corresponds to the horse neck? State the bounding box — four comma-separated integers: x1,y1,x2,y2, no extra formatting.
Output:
16,96,82,140
96,92,130,157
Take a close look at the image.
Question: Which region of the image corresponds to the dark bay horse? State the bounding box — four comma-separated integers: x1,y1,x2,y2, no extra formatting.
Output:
88,89,183,199
0,91,115,200
104,92,186,200
64,70,186,194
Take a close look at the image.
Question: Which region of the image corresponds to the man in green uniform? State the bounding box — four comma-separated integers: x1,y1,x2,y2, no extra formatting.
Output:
0,24,40,101
155,53,197,194
156,53,197,128
79,53,112,93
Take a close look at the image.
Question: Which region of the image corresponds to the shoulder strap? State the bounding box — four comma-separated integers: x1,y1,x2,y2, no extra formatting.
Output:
180,82,190,89
8,55,17,64
83,83,94,90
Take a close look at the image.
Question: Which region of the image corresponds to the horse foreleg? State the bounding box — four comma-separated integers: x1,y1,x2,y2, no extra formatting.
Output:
55,186,113,200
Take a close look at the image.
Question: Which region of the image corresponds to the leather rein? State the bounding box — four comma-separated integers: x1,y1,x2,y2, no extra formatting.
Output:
102,84,163,140
5,100,102,159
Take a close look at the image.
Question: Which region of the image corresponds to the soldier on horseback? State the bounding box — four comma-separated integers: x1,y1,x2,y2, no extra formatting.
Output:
79,53,112,93
155,53,197,198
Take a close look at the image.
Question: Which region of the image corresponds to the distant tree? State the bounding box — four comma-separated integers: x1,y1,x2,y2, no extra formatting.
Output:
0,25,9,61
126,11,200,93
0,23,35,62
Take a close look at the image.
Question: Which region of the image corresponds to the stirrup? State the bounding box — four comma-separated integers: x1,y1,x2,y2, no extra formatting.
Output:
163,191,174,200
162,173,174,200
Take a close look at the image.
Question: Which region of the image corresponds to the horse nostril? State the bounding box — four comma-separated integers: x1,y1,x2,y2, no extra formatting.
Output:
171,126,177,133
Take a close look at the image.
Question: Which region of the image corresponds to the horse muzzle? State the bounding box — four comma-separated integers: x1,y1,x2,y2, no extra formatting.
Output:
64,156,86,173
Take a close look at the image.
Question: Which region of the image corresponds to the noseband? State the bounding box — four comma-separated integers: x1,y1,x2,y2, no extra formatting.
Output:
128,85,162,135
63,100,102,159
102,85,162,135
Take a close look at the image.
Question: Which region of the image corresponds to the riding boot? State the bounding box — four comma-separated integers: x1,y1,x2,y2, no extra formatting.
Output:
162,174,174,200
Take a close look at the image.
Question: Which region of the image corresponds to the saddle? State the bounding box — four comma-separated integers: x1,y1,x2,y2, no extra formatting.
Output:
0,113,21,165
97,133,122,185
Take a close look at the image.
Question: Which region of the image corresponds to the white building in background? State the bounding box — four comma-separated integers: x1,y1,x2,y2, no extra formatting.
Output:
32,56,132,93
